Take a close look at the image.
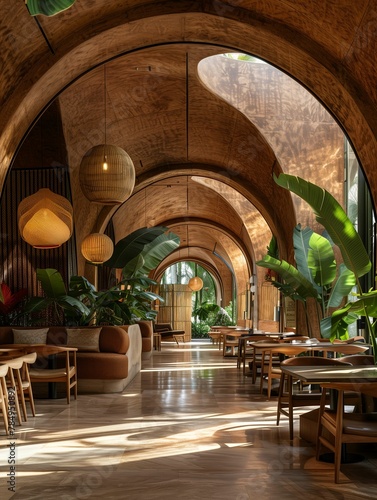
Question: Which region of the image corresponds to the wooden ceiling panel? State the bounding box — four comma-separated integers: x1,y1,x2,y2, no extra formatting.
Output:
3,1,377,306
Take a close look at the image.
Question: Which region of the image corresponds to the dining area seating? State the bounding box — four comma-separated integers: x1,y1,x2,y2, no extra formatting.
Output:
278,360,377,482
0,343,79,436
0,349,39,435
276,356,353,439
317,380,377,483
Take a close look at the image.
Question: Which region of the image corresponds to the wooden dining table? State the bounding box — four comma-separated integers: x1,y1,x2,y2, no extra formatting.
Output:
247,340,370,357
280,364,377,385
280,363,377,462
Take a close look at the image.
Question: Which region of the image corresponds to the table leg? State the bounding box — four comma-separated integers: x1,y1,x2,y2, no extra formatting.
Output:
48,354,57,399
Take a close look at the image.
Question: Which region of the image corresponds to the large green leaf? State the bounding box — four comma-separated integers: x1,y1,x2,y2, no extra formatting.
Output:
320,312,358,340
330,290,377,339
104,226,168,269
36,268,67,298
21,297,53,315
274,174,371,278
307,232,336,286
122,232,180,278
26,0,76,17
293,225,314,284
256,255,319,300
327,264,356,308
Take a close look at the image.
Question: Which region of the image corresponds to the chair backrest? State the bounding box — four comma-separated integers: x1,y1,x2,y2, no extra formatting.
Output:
0,364,8,377
281,356,352,367
3,356,24,369
21,352,38,364
265,345,311,357
337,354,375,366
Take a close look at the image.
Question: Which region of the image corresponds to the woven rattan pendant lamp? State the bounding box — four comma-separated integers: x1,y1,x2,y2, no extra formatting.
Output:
18,188,73,249
81,233,114,264
188,277,203,291
79,65,135,205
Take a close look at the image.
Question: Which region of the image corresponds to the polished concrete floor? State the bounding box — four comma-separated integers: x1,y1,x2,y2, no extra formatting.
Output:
1,340,377,499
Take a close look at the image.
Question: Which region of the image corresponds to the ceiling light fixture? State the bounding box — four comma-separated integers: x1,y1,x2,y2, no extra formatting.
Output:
18,188,73,249
79,64,135,205
81,233,114,265
188,277,203,292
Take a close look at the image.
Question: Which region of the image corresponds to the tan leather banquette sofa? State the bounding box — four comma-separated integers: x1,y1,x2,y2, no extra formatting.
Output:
0,320,154,393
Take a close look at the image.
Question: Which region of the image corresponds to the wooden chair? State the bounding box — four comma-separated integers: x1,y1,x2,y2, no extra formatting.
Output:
222,333,239,357
0,364,9,435
277,357,351,440
337,354,374,365
3,356,25,425
337,354,375,411
29,346,77,404
260,345,310,399
316,382,377,483
19,352,37,419
249,339,282,384
239,335,275,375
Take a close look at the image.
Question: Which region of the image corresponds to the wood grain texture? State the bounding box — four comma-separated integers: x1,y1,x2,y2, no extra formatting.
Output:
2,1,377,330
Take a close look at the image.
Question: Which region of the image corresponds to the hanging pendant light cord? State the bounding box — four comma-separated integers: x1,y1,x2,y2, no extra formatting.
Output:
103,64,108,170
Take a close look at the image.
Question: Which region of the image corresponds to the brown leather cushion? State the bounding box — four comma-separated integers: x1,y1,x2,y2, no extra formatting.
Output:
142,337,152,351
99,326,129,354
57,352,129,379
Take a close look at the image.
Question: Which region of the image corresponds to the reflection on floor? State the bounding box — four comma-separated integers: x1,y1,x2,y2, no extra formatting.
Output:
1,340,376,499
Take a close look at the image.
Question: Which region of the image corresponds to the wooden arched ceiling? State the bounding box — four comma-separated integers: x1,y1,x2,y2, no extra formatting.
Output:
2,1,377,297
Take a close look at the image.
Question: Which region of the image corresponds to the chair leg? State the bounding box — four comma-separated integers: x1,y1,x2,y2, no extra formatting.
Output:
8,370,22,426
276,373,285,425
334,390,344,484
27,386,36,417
316,389,327,460
24,369,36,417
66,378,70,404
15,369,28,421
288,375,294,440
0,378,9,435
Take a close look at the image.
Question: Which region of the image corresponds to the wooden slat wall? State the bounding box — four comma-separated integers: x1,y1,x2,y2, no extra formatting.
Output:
156,284,192,339
0,167,77,297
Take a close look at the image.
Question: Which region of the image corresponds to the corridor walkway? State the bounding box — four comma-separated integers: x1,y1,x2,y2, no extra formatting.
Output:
1,341,376,499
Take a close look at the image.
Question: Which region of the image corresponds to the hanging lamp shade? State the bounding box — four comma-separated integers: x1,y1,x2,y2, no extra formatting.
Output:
18,188,73,249
81,233,114,264
26,0,76,16
188,277,203,291
79,145,135,205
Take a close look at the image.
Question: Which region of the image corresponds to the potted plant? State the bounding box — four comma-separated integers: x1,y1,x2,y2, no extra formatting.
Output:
20,226,180,327
262,173,376,362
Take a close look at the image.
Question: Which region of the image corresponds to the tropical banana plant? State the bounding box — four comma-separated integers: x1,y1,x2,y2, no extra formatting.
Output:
273,173,376,362
257,207,359,337
20,227,177,325
20,269,164,326
104,226,180,278
20,269,91,326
